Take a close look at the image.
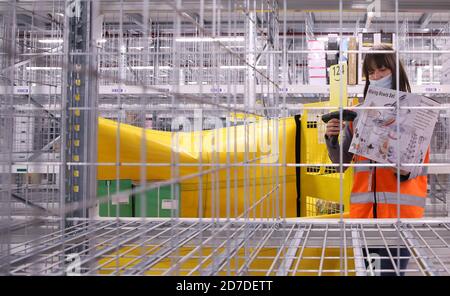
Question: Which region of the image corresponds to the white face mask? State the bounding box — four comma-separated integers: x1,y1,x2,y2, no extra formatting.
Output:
369,73,392,89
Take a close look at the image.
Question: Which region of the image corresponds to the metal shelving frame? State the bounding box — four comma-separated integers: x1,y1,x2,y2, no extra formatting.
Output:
1,0,450,276
4,218,450,276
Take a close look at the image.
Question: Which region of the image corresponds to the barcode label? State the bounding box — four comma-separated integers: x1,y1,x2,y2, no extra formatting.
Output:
161,199,178,210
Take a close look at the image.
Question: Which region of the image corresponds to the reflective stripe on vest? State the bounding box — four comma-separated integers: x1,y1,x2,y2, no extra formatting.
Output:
351,192,426,208
353,159,372,173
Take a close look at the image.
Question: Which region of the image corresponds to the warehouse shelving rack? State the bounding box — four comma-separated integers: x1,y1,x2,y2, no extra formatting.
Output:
1,0,450,276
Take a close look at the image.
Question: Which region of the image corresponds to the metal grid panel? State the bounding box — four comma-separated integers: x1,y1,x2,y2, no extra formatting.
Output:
1,0,450,276
4,219,450,276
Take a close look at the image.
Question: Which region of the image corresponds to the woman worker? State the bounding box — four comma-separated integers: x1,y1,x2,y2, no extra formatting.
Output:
325,44,429,276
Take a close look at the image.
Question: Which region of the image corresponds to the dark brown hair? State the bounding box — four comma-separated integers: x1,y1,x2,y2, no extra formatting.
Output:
362,44,411,98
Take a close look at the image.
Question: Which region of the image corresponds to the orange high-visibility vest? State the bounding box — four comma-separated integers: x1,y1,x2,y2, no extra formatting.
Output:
348,122,428,218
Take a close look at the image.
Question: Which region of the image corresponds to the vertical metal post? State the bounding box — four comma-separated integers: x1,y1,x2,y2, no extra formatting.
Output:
246,11,256,111
0,0,16,275
430,39,435,84
87,0,100,220
62,0,98,267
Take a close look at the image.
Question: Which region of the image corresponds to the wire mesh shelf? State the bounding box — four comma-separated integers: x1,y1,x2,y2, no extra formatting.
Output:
3,219,450,276
1,0,450,277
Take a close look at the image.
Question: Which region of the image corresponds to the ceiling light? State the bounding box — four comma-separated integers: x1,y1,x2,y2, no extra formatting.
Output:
130,66,172,70
26,67,62,70
220,65,266,69
131,66,152,70
38,39,63,44
220,66,245,69
175,37,245,42
351,4,368,9
187,81,208,85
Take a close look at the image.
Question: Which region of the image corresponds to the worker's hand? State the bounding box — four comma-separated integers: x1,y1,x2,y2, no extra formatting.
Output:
325,118,346,137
